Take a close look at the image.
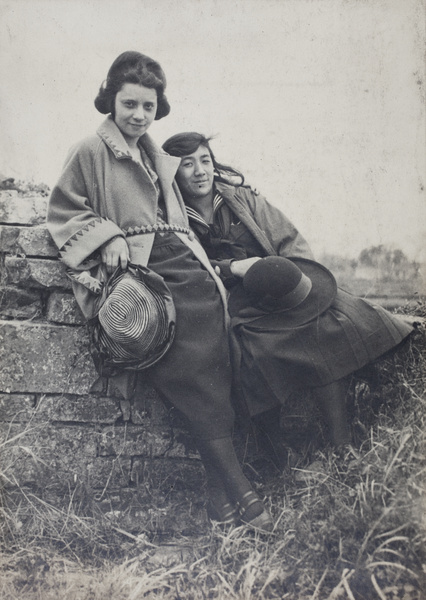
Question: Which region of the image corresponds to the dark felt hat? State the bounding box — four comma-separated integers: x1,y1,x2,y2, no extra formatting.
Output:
242,256,337,326
92,263,175,373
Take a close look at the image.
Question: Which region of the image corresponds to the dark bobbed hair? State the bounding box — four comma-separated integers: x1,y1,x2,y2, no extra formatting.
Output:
94,51,170,120
162,132,244,185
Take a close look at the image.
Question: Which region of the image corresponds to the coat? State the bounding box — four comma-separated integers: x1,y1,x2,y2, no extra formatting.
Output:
186,179,413,416
47,118,233,414
47,116,227,320
213,180,314,266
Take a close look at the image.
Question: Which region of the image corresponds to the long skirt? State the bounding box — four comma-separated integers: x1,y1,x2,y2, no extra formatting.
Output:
144,232,234,439
231,288,413,415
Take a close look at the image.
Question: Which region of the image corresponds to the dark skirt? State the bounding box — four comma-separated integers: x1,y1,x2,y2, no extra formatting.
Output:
232,288,413,411
144,232,234,439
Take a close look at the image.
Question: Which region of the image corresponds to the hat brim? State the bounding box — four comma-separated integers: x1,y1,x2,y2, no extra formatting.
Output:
230,257,337,327
91,263,176,374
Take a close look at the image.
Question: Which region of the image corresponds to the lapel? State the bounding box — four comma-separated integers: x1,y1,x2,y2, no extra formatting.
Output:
140,134,186,224
215,180,276,255
97,116,186,224
96,116,181,185
96,116,132,159
140,134,181,191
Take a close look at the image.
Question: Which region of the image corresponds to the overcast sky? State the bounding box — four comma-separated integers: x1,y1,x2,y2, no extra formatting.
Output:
1,0,425,261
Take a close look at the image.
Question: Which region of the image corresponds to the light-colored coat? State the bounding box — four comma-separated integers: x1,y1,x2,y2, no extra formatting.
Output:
47,117,227,319
214,180,314,262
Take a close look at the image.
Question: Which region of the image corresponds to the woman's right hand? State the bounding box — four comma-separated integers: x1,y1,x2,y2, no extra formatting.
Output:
230,257,262,278
101,236,129,274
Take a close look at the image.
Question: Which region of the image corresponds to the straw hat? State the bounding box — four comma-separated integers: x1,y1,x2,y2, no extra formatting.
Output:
93,263,176,371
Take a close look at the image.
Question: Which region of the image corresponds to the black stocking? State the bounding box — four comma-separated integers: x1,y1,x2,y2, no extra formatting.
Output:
313,378,351,447
196,436,263,521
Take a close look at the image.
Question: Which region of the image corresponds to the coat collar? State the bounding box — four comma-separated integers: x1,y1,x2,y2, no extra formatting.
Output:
214,179,238,201
96,116,181,189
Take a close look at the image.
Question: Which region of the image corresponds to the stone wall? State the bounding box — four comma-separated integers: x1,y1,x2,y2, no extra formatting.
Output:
0,191,205,535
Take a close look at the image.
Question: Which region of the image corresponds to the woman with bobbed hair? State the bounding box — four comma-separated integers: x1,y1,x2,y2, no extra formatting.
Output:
162,132,419,461
47,53,273,532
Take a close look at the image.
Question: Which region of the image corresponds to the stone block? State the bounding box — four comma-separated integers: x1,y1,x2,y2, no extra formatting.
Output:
0,286,43,319
33,394,122,424
0,393,36,421
0,320,98,394
4,256,71,289
1,423,98,488
87,457,132,489
98,424,192,459
46,291,85,324
0,193,47,225
0,224,57,256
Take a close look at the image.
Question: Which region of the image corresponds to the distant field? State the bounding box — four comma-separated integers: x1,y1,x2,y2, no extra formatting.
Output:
330,276,425,310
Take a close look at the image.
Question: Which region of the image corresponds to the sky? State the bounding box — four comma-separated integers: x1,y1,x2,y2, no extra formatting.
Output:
1,0,425,261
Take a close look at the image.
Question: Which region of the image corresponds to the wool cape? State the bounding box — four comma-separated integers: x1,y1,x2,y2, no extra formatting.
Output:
47,116,228,320
47,118,232,416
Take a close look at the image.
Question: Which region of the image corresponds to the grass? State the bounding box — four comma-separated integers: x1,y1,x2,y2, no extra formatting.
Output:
1,304,425,599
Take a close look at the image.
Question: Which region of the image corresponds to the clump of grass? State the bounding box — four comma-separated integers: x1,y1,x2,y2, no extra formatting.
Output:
1,306,425,599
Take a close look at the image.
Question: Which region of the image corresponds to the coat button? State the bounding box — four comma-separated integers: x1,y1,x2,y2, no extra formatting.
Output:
188,231,195,241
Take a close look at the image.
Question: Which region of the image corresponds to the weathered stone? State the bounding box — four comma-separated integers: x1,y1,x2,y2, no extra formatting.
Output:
0,286,43,319
87,457,132,488
0,193,47,225
4,256,71,289
0,189,202,506
0,224,57,256
0,393,36,421
98,424,194,458
120,399,131,421
33,394,122,424
46,291,85,324
1,424,98,488
0,321,98,394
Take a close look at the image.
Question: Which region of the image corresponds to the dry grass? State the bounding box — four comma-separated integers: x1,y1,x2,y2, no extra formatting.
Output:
1,305,425,599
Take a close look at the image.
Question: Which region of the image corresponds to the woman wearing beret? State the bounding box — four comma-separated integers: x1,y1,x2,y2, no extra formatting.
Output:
162,132,418,459
47,52,274,531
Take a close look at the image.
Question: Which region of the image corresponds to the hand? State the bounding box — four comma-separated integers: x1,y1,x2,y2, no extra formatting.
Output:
101,236,129,274
230,257,262,278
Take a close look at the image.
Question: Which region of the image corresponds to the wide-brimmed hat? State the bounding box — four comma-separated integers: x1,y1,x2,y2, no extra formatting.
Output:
242,256,337,326
91,263,176,374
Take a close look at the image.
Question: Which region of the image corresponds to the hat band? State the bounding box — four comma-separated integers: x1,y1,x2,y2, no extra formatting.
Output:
258,272,312,312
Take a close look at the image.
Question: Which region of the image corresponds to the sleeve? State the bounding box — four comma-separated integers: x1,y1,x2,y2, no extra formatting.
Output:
243,187,315,260
47,140,124,270
210,258,236,288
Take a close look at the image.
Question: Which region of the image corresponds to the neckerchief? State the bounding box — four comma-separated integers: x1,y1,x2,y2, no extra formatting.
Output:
186,191,247,261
